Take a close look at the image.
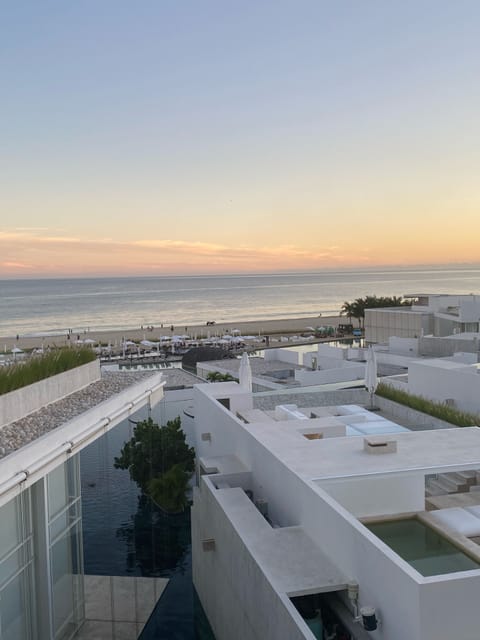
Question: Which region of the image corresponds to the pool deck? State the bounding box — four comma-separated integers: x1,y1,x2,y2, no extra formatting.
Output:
75,575,169,640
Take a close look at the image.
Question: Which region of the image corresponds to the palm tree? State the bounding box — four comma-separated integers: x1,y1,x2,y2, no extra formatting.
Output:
340,301,355,323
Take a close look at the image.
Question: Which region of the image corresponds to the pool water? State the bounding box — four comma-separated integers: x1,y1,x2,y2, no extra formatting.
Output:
80,416,216,639
367,518,480,576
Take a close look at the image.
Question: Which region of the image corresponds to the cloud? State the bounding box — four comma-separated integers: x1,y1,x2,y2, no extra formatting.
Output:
0,228,352,275
1,261,31,269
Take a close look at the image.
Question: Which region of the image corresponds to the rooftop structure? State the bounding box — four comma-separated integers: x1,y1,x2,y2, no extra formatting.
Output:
192,381,480,640
365,294,480,344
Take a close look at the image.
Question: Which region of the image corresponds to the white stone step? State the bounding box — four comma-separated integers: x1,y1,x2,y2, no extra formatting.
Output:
426,479,451,495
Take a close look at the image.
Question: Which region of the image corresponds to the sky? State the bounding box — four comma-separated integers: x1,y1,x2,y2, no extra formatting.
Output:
1,1,480,277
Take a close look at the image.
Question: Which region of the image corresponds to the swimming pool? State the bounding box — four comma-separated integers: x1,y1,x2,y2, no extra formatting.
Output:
366,518,480,576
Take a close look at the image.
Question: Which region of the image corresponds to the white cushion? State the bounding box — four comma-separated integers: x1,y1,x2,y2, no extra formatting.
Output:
430,507,480,537
464,505,480,519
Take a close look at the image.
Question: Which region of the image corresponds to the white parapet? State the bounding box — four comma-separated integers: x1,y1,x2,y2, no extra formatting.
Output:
0,360,101,428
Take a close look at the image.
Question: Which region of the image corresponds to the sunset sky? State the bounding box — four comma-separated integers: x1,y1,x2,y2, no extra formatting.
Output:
2,1,480,277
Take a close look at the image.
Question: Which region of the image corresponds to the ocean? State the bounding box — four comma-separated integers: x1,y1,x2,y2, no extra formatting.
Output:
1,265,480,337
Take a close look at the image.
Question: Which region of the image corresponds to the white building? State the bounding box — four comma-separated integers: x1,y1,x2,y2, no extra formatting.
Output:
386,355,480,416
0,361,164,640
365,294,480,344
192,381,480,640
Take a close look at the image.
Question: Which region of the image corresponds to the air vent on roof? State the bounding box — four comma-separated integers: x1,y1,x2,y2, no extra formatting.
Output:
364,437,397,454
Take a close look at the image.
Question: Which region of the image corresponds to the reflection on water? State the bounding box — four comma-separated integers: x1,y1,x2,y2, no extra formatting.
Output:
115,496,191,578
80,417,215,638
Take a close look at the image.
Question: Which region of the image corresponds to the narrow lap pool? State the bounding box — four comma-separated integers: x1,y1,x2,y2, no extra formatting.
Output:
366,518,480,576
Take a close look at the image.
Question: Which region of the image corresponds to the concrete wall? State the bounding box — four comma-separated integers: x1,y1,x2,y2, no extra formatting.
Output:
365,309,432,344
192,481,312,640
0,360,101,428
318,473,425,518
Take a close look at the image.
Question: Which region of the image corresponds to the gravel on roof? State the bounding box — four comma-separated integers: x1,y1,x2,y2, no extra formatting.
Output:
0,371,155,460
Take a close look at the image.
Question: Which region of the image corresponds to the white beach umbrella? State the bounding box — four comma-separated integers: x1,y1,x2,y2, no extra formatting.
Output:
239,352,252,393
141,340,155,347
11,346,23,361
365,346,378,409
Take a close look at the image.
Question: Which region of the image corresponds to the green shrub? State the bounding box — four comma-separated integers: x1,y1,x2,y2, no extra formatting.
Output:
376,383,480,427
0,348,96,395
114,416,195,513
206,371,237,382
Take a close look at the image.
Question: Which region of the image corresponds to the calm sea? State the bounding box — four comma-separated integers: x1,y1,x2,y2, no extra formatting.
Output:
1,266,480,337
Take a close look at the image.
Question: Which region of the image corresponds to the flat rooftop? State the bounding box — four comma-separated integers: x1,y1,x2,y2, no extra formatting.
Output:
242,422,480,480
0,371,156,460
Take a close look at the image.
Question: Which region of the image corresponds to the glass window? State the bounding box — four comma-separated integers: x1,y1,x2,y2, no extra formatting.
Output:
50,522,83,640
0,500,20,561
0,571,31,640
0,492,34,640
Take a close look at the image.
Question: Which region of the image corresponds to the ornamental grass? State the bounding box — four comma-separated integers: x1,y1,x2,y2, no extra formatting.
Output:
376,383,480,428
0,348,96,395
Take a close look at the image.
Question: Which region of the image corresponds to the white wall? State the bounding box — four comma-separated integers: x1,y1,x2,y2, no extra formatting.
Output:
192,481,313,640
389,337,419,356
0,360,100,428
264,349,299,365
365,309,431,343
318,473,425,518
295,365,365,386
317,344,346,360
407,361,480,415
419,573,480,640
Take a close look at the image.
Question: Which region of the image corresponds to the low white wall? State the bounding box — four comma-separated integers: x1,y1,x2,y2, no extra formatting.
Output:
375,351,414,368
317,344,346,360
389,337,419,356
295,364,365,386
264,349,299,365
0,360,101,428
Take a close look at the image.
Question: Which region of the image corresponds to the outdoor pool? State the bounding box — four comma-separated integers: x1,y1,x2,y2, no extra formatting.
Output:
366,518,480,576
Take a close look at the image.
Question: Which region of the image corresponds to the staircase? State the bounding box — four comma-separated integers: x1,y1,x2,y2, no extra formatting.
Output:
425,471,478,497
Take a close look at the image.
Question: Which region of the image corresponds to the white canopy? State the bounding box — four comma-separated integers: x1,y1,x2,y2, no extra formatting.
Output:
239,352,252,392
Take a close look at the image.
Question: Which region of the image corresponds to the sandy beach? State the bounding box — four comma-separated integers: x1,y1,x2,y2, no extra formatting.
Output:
0,315,347,350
